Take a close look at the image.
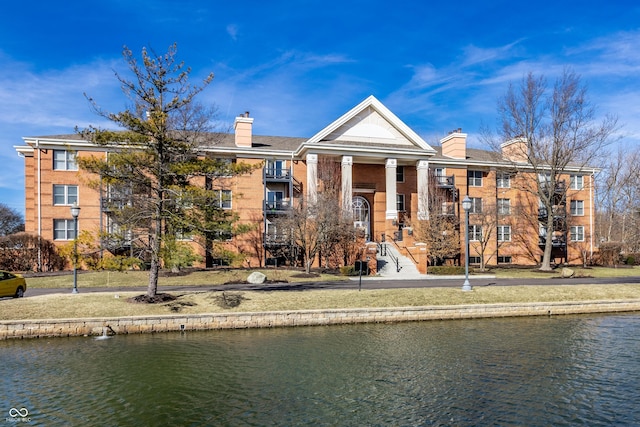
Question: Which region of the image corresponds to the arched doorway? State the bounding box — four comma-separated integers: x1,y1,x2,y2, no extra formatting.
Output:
352,196,370,241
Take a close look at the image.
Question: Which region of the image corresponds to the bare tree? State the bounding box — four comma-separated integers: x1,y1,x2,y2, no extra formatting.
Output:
491,70,618,270
0,204,24,236
411,171,460,266
596,145,640,252
273,158,357,273
468,202,511,271
509,194,544,264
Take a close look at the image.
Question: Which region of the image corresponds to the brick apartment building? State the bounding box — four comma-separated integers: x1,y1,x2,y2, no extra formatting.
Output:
15,96,596,272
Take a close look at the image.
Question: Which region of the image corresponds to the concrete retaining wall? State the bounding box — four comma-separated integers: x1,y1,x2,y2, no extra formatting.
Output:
2,300,640,340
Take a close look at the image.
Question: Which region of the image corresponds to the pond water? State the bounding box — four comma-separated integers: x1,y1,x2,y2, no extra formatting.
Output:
2,314,639,426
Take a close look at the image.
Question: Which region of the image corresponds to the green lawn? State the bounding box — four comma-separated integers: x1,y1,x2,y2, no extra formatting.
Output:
3,266,637,322
492,266,640,279
24,269,347,289
23,265,640,289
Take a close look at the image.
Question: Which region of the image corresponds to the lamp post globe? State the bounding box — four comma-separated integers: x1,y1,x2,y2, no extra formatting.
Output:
461,195,472,291
70,203,81,294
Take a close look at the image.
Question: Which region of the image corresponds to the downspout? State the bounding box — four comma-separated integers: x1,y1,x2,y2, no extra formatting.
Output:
36,139,42,271
590,170,595,260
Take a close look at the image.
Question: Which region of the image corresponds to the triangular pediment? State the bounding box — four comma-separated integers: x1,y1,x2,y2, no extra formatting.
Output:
306,95,435,153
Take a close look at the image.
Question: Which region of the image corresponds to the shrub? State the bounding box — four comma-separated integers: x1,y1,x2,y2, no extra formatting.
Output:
161,241,202,272
99,255,143,271
0,233,65,272
428,265,466,275
340,265,357,276
597,242,623,266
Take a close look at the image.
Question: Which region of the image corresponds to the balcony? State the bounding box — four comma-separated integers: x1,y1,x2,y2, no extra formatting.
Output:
101,197,130,212
438,202,457,217
539,180,566,196
264,167,291,181
538,235,566,248
264,233,290,246
264,200,291,215
538,206,567,221
435,174,455,188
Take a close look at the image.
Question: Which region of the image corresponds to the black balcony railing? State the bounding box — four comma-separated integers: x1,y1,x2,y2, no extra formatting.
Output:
265,200,291,212
264,168,291,180
264,233,290,245
539,236,566,247
435,175,455,187
539,180,566,195
101,197,130,212
438,202,457,217
538,206,567,221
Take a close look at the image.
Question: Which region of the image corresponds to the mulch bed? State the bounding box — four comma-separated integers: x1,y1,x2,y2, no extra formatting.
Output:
128,293,177,304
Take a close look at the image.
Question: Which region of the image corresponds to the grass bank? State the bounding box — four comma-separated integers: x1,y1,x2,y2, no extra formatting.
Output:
2,284,640,321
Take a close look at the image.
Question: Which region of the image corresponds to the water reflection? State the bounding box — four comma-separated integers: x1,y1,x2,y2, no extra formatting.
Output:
1,314,639,426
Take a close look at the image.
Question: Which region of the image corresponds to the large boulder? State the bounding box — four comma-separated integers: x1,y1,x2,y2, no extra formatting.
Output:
561,267,575,278
247,271,267,284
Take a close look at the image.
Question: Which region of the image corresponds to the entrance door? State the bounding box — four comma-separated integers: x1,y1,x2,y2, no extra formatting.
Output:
352,196,370,241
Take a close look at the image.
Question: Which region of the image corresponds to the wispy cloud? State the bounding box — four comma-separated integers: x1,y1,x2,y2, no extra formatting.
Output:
206,50,361,136
226,24,239,41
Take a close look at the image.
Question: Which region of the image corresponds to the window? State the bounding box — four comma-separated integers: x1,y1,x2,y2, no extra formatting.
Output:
496,172,511,188
266,160,287,179
469,256,481,264
570,200,584,216
538,173,551,184
468,170,483,187
213,230,233,241
53,185,78,205
396,194,405,212
469,197,482,214
570,226,585,242
176,191,194,209
266,191,285,210
497,256,512,264
53,219,77,240
176,229,193,241
570,175,584,190
497,198,511,215
396,166,405,182
434,167,450,186
497,225,511,242
53,150,77,171
213,189,232,209
469,225,482,241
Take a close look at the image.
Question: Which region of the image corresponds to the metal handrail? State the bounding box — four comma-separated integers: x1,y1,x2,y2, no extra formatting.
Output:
378,242,401,272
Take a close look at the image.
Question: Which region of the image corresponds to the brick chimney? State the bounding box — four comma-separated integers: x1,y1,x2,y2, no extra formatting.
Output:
234,111,253,147
501,137,528,162
440,128,467,159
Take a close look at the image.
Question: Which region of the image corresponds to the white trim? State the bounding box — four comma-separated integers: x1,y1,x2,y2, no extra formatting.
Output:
306,95,435,153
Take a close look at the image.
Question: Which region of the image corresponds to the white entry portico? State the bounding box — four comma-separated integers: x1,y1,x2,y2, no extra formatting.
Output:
296,95,436,241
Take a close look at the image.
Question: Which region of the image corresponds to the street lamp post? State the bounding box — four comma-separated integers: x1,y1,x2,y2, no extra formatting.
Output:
70,202,81,294
461,195,472,291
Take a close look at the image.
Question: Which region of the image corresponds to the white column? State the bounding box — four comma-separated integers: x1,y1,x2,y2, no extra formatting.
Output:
341,156,353,217
306,153,318,205
417,160,429,220
385,158,398,220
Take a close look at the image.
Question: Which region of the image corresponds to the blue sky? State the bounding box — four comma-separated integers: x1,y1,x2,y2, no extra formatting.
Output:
2,1,639,215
